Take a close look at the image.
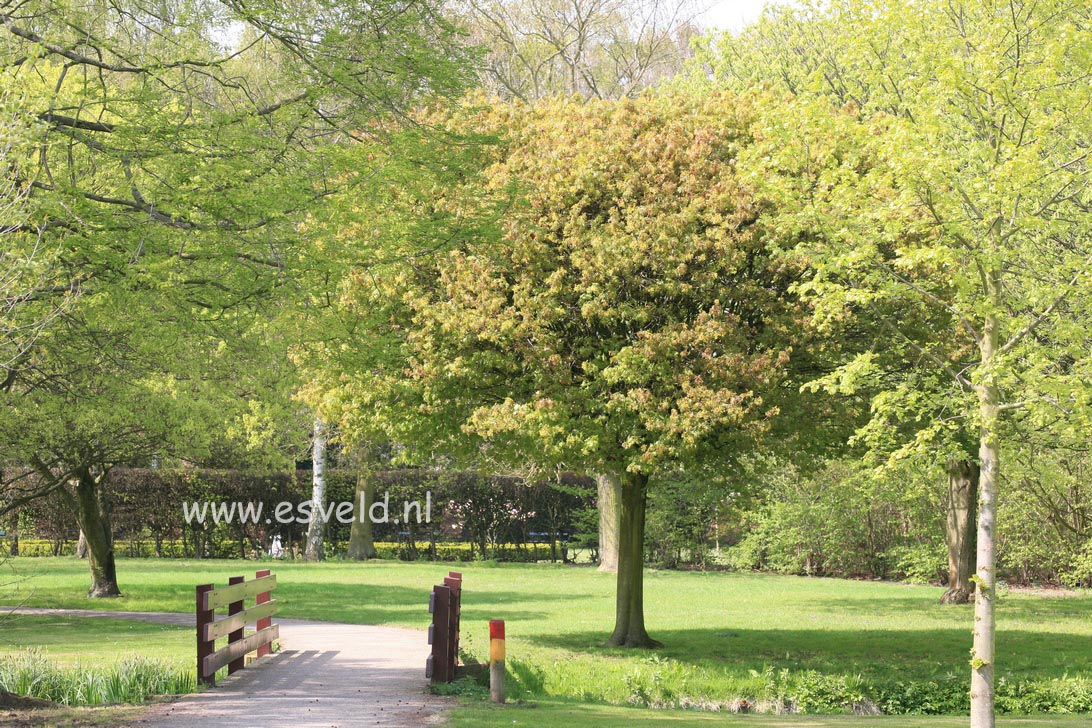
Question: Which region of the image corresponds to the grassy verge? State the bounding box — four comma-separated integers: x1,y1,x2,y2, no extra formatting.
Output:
449,699,1092,727
0,702,151,728
6,557,1092,715
0,614,196,706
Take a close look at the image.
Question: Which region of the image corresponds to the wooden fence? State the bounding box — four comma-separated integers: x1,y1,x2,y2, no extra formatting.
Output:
196,569,279,686
426,570,462,683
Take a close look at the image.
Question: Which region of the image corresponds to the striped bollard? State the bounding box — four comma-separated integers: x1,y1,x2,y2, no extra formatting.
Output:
489,619,505,704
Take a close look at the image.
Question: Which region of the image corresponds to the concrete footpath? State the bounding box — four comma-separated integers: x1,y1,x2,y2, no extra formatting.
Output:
4,607,449,728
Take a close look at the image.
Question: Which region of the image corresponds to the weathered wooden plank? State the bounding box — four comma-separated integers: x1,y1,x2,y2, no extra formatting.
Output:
203,574,277,610
255,569,273,658
203,599,279,642
227,575,246,675
429,585,451,684
202,624,279,676
196,584,215,686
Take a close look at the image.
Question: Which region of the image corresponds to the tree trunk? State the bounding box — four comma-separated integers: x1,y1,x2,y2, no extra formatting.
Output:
304,417,327,562
606,472,659,648
940,458,978,604
347,470,377,560
477,532,488,560
970,300,1000,728
60,469,120,598
8,513,18,557
76,530,88,559
596,472,621,573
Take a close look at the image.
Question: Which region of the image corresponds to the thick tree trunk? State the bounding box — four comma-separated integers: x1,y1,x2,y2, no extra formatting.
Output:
940,458,978,604
970,302,1000,728
76,530,88,559
606,472,659,648
304,418,327,562
347,470,377,560
596,472,621,573
61,469,120,598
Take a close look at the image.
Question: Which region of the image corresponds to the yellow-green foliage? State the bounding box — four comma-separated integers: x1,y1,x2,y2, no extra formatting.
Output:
307,92,812,477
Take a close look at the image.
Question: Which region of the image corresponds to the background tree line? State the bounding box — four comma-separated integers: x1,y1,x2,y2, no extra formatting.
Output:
3,467,594,562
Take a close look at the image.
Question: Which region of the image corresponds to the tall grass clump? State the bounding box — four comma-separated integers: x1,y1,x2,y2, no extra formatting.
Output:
0,649,196,705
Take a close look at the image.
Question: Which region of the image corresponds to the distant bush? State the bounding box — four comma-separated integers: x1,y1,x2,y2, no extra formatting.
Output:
721,460,945,582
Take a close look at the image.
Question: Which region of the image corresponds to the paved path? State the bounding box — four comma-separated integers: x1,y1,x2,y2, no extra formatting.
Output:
4,607,449,728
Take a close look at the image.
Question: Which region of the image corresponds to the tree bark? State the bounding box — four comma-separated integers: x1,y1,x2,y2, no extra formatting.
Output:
940,458,978,604
60,469,120,597
970,297,1000,728
596,472,621,573
606,472,659,648
7,512,18,557
347,470,378,560
304,417,327,562
76,530,88,559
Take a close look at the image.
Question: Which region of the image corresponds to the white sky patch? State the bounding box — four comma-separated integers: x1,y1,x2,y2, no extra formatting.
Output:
208,2,794,58
696,0,795,31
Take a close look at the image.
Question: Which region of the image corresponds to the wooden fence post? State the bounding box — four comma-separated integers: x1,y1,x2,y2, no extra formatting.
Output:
428,584,451,683
227,575,245,675
196,583,214,686
444,572,462,675
255,569,272,658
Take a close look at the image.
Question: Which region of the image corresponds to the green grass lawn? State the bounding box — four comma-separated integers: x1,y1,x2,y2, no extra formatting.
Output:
5,557,1092,717
452,699,1092,727
0,615,193,665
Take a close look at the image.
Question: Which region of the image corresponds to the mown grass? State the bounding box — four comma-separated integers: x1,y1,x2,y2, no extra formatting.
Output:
0,615,194,665
6,557,1092,715
451,699,1092,727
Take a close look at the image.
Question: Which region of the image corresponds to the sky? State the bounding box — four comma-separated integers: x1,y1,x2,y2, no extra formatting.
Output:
697,0,792,32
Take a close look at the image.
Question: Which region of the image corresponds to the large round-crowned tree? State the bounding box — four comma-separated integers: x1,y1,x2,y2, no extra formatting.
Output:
312,92,813,646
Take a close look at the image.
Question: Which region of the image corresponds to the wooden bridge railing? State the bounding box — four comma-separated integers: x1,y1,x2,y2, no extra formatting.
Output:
196,569,279,686
426,571,462,684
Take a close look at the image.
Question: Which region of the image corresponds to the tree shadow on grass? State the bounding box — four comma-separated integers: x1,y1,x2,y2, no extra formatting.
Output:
809,593,1092,623
524,627,1092,682
10,573,568,627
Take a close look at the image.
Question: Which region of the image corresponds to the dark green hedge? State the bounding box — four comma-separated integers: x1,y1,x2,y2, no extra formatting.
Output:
6,468,593,562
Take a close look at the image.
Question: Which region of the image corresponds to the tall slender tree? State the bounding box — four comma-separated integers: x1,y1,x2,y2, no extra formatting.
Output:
714,2,1092,721
304,417,328,561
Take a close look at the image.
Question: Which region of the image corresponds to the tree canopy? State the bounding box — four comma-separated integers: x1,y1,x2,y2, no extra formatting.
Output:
696,0,1092,723
301,90,824,645
0,0,475,595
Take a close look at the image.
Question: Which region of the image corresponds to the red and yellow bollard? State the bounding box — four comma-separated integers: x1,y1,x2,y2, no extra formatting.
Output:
489,619,505,703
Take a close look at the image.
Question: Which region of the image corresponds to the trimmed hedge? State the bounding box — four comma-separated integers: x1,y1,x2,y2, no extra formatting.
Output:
5,468,593,562
8,538,560,562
